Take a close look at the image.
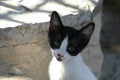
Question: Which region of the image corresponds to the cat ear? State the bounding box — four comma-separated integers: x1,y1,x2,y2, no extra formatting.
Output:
49,11,63,31
80,23,95,39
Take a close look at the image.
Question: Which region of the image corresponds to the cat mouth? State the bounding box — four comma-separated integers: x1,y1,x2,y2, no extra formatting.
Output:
57,58,63,61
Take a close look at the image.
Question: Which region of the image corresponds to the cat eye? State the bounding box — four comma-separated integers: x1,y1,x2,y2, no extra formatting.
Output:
67,47,75,53
54,41,60,48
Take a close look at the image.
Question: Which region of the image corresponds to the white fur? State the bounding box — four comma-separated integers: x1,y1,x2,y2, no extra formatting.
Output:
49,37,97,80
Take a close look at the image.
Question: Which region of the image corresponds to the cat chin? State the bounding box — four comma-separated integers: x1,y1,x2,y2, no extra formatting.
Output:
56,58,63,62
53,56,67,62
55,57,65,62
55,56,72,63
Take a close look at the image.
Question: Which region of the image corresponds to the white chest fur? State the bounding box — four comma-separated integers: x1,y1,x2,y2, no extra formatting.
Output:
49,54,97,80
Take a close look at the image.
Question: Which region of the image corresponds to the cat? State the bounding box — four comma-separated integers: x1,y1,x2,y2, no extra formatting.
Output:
48,11,97,80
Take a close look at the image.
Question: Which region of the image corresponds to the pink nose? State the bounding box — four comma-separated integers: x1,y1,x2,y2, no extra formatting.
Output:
57,54,64,58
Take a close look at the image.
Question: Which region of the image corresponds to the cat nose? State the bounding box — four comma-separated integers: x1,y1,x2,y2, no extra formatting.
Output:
57,53,64,58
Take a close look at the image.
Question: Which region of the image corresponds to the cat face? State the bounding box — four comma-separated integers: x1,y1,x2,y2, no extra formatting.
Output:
48,11,95,62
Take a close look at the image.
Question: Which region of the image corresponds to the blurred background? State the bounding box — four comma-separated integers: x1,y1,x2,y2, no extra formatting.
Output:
100,0,120,80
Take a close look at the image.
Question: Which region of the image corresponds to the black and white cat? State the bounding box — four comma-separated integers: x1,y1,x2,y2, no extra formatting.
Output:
48,11,97,80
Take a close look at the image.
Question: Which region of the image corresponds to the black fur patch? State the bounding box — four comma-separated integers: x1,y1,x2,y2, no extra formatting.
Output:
48,11,95,56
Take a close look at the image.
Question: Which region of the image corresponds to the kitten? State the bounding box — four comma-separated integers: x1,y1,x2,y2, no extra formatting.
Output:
48,11,97,80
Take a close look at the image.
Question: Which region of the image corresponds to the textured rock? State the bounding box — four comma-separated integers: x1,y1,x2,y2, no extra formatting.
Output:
0,24,51,80
0,59,32,80
0,0,103,80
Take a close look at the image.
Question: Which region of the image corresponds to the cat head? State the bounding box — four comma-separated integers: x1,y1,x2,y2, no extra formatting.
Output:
48,11,95,62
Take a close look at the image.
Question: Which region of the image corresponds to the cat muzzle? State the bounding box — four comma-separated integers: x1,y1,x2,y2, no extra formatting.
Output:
57,58,63,61
57,54,64,61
